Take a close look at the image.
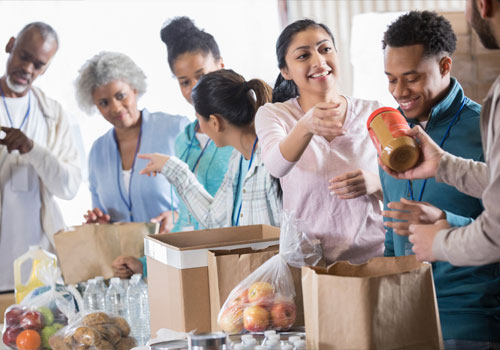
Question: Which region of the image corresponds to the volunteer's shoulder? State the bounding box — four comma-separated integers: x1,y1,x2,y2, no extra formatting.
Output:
348,96,385,114
31,86,67,120
257,98,299,119
144,109,190,132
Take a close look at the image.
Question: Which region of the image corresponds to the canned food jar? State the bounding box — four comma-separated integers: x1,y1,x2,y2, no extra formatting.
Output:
188,333,227,350
367,107,420,172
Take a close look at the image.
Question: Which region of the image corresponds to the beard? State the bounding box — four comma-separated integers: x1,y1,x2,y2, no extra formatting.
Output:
470,0,499,49
6,74,29,94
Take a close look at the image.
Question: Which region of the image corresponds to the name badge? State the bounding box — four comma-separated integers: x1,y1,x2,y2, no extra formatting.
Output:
11,164,31,192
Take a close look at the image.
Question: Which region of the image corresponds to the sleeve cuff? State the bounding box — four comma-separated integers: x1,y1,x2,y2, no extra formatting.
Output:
20,142,49,164
138,256,148,278
431,228,452,261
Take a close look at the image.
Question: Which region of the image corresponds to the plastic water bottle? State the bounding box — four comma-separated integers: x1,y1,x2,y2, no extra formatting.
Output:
105,277,127,318
292,340,306,350
83,279,105,311
126,274,150,345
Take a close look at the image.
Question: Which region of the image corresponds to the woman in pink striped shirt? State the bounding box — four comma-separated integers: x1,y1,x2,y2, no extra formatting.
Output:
255,19,385,264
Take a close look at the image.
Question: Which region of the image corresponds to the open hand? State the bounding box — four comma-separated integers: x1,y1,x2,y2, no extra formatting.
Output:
329,169,381,199
379,126,444,180
138,153,170,176
383,198,445,236
151,210,179,233
299,102,346,141
84,207,111,224
0,126,33,154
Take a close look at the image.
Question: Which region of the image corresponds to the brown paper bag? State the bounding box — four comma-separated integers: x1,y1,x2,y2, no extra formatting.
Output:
302,255,443,350
54,222,158,284
207,246,305,331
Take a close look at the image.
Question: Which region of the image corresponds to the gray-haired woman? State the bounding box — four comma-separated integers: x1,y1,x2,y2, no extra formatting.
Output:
75,51,189,277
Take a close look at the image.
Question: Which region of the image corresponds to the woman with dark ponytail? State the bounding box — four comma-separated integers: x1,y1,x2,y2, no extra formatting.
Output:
256,19,385,264
139,69,281,228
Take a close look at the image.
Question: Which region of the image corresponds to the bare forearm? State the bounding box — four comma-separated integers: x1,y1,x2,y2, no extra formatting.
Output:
279,120,313,162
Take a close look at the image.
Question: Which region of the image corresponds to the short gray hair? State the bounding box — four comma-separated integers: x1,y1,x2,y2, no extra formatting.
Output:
75,51,147,114
18,22,59,48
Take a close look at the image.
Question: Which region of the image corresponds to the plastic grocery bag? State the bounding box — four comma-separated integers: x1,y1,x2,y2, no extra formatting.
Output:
48,311,136,350
2,265,78,350
217,210,322,333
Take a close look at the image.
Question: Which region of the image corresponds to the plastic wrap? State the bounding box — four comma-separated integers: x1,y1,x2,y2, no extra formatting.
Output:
48,312,136,350
217,210,322,333
2,267,76,350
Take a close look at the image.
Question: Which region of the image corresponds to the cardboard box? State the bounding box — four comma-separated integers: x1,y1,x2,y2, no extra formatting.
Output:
145,225,280,334
0,292,15,318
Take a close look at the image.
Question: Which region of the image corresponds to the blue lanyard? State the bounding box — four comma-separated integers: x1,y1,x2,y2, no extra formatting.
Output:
234,137,258,227
0,84,31,130
113,123,143,221
180,121,211,172
408,97,467,201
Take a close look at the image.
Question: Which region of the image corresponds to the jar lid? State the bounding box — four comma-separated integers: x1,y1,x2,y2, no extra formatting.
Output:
367,106,400,129
150,339,188,350
189,333,227,347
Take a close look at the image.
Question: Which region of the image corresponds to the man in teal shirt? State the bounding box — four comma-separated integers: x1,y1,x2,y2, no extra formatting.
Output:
380,11,500,348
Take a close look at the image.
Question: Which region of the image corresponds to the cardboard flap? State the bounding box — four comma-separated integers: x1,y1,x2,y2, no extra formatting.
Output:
313,255,424,278
145,225,280,269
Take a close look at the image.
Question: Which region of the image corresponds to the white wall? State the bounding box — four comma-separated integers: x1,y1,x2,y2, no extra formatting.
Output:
0,0,281,226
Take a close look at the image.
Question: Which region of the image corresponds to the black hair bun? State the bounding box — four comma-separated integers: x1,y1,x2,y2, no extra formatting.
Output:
160,16,199,46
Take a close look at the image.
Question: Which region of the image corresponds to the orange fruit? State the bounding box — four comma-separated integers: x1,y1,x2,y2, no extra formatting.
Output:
16,329,41,350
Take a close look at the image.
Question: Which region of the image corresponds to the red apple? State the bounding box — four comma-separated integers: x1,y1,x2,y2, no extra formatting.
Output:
270,300,296,330
5,308,24,326
218,305,244,334
19,311,43,331
2,326,22,348
248,282,274,309
243,305,269,332
229,289,249,308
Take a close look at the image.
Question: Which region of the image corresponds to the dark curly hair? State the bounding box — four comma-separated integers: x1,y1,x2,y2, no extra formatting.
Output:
382,11,456,57
160,16,221,72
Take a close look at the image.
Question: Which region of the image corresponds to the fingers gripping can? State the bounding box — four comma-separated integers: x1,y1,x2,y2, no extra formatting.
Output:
367,107,420,172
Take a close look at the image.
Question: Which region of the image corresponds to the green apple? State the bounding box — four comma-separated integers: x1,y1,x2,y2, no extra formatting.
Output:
38,306,54,326
52,322,63,330
41,325,58,348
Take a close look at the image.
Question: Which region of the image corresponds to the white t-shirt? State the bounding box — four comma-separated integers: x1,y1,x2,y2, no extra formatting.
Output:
122,169,132,195
195,132,210,147
0,92,49,291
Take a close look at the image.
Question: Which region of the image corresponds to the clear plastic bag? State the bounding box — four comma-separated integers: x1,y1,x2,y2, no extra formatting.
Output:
217,210,322,333
2,266,77,350
48,311,136,350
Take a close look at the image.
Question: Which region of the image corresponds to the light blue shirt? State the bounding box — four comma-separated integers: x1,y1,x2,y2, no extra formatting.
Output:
88,108,189,223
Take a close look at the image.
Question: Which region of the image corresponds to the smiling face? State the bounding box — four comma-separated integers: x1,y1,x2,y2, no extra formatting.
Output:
4,28,57,97
280,27,338,96
384,44,451,121
92,80,141,130
172,51,223,105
